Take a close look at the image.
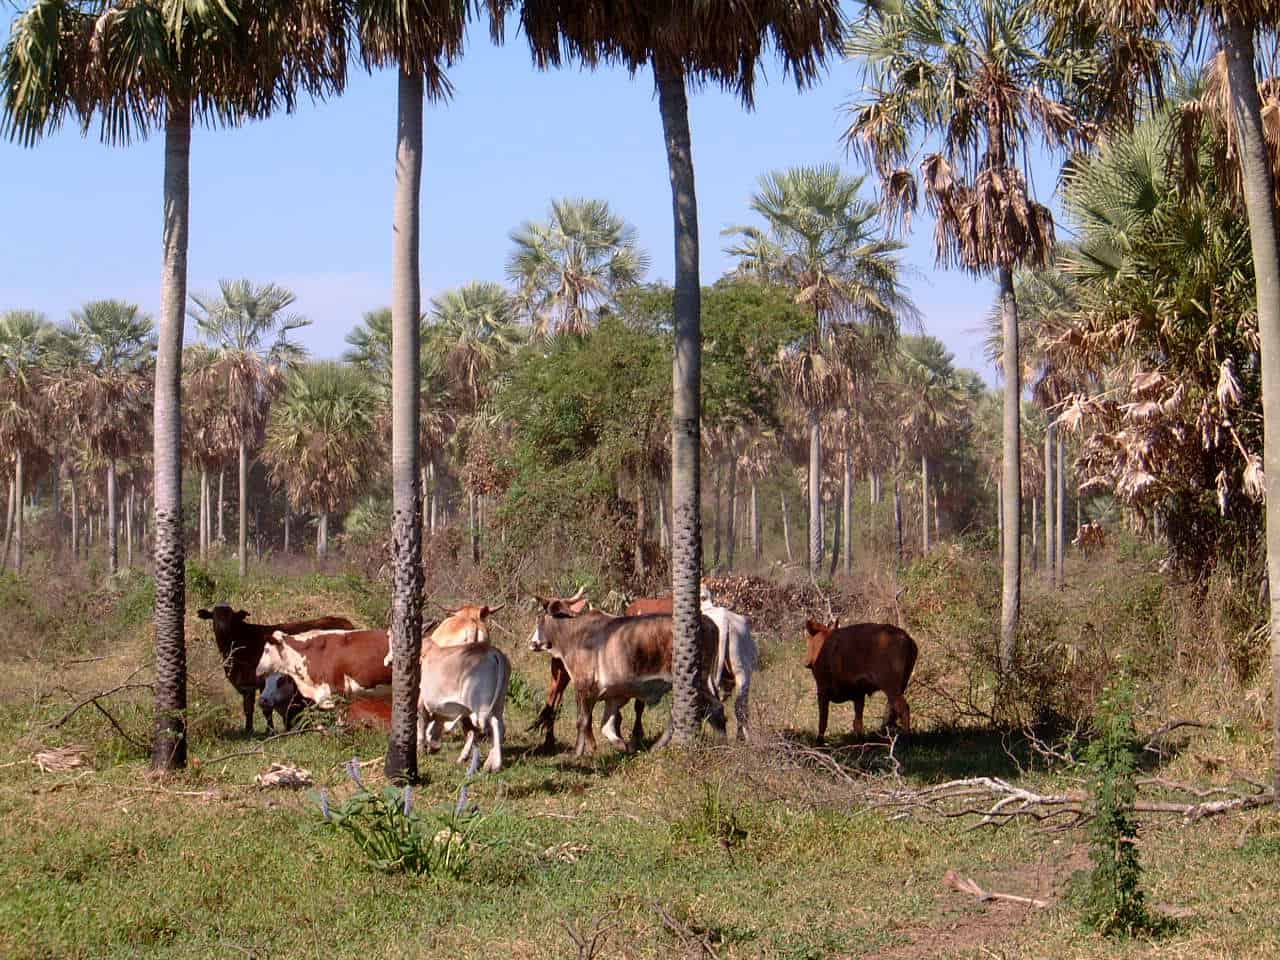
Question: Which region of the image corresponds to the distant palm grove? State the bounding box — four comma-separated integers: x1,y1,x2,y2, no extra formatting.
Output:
2,0,1279,804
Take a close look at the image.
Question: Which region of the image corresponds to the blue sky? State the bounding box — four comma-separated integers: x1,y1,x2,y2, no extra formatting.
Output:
0,18,1063,380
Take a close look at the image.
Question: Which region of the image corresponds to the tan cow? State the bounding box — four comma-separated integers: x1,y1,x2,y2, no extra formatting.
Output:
430,603,503,646
803,619,918,743
529,594,725,756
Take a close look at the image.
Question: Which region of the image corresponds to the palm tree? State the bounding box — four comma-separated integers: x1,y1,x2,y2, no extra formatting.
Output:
896,336,965,554
726,166,912,578
517,0,843,743
67,300,155,575
507,198,650,337
846,0,1083,672
0,310,53,572
262,362,384,556
354,0,506,784
2,0,347,770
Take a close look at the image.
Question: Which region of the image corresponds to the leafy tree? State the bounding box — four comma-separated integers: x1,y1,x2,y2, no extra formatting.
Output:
262,362,384,558
189,278,308,576
507,198,649,337
845,0,1086,672
2,0,348,770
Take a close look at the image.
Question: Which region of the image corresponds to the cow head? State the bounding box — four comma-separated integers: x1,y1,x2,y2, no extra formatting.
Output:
259,672,309,730
803,619,835,670
197,604,250,635
699,580,715,607
529,590,589,651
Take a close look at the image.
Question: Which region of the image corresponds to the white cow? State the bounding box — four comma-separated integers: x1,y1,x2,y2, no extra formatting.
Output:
700,583,756,742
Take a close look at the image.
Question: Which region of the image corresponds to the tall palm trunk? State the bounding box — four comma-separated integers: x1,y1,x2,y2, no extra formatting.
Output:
13,450,22,573
386,66,425,784
807,409,821,577
893,472,903,564
1044,426,1054,584
656,59,703,745
781,490,793,562
920,454,930,554
997,476,1003,554
198,468,207,559
1055,431,1065,585
1031,495,1039,573
317,511,328,558
151,100,191,771
283,509,290,554
1,474,13,572
126,482,134,569
51,450,62,559
828,491,841,579
751,479,761,566
69,473,78,561
933,489,940,543
634,480,646,581
711,458,722,568
997,266,1022,673
428,460,438,536
725,444,738,570
238,439,248,577
106,460,118,575
217,468,225,544
842,447,853,575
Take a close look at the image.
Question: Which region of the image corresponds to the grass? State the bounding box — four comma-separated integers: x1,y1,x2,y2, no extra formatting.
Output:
0,544,1278,958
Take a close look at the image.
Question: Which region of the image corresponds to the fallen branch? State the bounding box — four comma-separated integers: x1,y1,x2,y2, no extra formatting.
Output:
52,682,153,728
560,913,617,960
90,698,147,751
652,902,720,960
943,870,1049,909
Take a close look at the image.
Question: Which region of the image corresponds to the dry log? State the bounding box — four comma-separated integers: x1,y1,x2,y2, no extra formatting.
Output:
943,869,1050,908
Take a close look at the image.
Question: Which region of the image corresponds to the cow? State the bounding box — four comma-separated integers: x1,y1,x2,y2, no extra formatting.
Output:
430,603,503,646
529,594,726,757
625,596,673,616
1072,521,1106,556
196,604,355,734
529,588,591,751
802,619,918,744
258,673,311,731
258,627,392,706
414,638,511,773
346,694,393,731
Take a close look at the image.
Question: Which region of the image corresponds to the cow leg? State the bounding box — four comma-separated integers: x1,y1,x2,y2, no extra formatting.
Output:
630,701,645,752
483,714,504,773
852,694,866,738
456,717,477,765
704,687,728,739
574,689,596,758
816,695,830,745
533,658,571,753
888,694,911,735
600,698,629,751
734,674,751,743
244,690,259,736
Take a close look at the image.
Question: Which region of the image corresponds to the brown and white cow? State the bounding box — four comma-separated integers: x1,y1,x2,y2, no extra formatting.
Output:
197,604,355,734
803,619,918,743
415,638,511,772
258,627,392,705
529,594,725,756
1072,521,1106,556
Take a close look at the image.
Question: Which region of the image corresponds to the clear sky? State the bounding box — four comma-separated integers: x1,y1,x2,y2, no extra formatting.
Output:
0,17,1063,380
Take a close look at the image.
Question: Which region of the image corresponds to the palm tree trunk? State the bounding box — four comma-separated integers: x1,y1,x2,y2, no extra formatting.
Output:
317,511,329,558
808,409,822,578
634,480,646,582
751,480,761,566
1031,496,1039,573
1,474,12,573
933,489,940,543
997,266,1022,673
198,468,208,560
70,473,78,561
997,476,1004,555
842,448,853,575
711,458,722,569
217,468,225,544
386,66,426,784
893,473,903,565
781,491,793,563
921,454,930,554
106,459,118,576
725,444,738,570
656,58,704,745
828,490,841,579
126,482,134,569
51,449,62,559
428,460,437,536
13,450,23,573
1044,426,1054,584
283,508,290,555
238,439,248,577
658,484,669,553
151,100,191,771
1056,430,1066,587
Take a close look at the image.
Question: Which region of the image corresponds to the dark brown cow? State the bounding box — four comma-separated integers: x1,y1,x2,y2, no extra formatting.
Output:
529,596,725,756
197,604,355,734
258,627,391,705
803,619,918,743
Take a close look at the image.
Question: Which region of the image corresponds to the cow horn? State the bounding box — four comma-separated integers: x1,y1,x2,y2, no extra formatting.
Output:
484,603,505,616
567,586,586,601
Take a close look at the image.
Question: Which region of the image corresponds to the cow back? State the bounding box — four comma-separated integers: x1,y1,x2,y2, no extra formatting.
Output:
277,628,392,695
813,623,918,698
625,596,673,616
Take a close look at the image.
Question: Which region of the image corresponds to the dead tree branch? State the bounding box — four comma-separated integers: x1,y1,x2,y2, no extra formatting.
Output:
944,870,1050,908
52,682,153,729
560,914,618,960
652,902,721,960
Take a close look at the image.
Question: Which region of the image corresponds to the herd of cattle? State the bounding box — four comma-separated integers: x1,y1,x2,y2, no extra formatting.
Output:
197,584,920,772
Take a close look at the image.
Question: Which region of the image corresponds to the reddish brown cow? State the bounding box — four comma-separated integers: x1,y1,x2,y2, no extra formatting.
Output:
803,619,918,743
346,694,393,730
624,596,672,616
258,627,392,705
529,596,725,756
197,604,355,734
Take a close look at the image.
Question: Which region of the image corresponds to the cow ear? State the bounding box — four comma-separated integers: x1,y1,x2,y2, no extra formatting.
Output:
197,609,212,619
567,598,589,615
804,619,823,636
534,595,550,610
